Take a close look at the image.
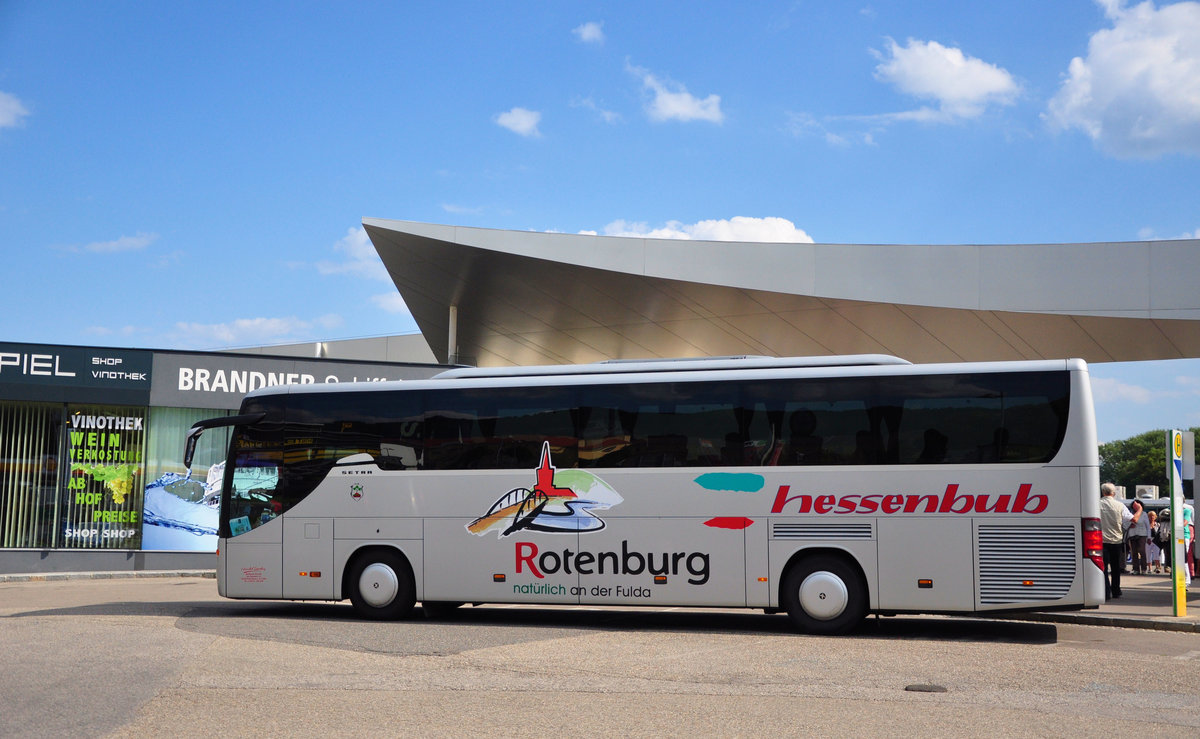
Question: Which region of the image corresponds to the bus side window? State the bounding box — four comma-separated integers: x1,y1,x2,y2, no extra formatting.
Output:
575,388,637,468
784,410,823,465
978,427,1009,462
916,428,948,463
738,401,778,466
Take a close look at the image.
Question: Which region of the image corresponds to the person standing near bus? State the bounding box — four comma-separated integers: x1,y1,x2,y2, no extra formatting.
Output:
1099,483,1133,599
1127,499,1150,575
1158,508,1173,573
1147,510,1163,574
1183,503,1195,582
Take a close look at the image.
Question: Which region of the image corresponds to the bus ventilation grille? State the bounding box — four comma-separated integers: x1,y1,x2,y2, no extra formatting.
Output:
978,524,1076,605
770,523,873,540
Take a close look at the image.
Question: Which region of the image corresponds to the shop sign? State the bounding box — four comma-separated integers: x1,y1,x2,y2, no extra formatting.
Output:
0,342,152,404
150,353,443,409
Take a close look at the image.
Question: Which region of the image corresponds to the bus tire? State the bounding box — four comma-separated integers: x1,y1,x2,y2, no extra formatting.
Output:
781,554,866,635
347,549,415,621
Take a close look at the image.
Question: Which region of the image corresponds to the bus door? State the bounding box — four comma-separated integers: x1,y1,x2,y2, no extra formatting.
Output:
221,455,285,599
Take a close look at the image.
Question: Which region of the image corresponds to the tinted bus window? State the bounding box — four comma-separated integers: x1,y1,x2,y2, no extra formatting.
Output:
875,372,1069,463
226,370,1071,507
223,392,424,537
286,390,423,471
573,382,743,468
743,377,879,465
737,371,1068,466
424,386,576,469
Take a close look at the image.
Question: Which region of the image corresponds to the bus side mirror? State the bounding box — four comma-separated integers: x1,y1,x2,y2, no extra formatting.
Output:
184,425,204,469
181,412,267,469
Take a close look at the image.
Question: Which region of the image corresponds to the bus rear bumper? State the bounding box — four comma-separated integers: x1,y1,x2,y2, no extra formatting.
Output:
1083,560,1106,607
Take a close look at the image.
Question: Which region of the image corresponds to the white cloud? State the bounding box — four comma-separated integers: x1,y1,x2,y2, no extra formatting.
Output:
572,96,622,123
371,292,411,314
316,226,390,281
786,111,863,146
314,226,416,320
627,63,724,124
71,232,159,253
169,314,344,349
873,38,1019,121
1136,226,1200,239
0,91,29,128
1091,376,1158,404
594,216,813,243
1176,375,1200,393
84,325,143,339
573,21,605,44
495,107,542,137
1046,0,1200,158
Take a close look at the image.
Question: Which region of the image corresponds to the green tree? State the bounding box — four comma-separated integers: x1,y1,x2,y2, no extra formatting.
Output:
1098,427,1200,495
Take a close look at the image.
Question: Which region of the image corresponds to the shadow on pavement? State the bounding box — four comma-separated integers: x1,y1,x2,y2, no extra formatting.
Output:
5,597,1059,646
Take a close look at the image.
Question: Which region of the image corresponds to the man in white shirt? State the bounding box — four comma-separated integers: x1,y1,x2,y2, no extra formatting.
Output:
1099,482,1133,600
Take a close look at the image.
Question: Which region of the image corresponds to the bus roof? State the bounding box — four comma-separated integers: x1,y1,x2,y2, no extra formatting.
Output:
241,356,1088,400
432,354,911,380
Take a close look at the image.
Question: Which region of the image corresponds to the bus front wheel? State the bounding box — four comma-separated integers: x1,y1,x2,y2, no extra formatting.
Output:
347,549,415,620
781,555,866,635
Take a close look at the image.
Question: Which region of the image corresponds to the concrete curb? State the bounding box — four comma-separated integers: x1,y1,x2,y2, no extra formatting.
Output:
992,611,1200,634
0,570,215,583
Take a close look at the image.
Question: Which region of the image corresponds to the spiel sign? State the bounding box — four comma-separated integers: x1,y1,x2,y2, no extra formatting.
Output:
0,342,151,404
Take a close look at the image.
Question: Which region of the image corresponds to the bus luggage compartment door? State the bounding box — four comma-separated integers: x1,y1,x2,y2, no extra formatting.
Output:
222,521,284,599
422,518,581,605
282,518,334,599
876,518,973,611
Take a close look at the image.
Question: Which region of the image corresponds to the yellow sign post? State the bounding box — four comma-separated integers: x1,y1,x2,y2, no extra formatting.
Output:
1168,430,1187,617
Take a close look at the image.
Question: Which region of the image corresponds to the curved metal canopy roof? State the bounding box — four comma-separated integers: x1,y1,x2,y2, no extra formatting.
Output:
363,217,1200,367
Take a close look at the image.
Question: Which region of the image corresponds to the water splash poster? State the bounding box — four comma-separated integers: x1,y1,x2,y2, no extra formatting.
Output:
140,464,221,551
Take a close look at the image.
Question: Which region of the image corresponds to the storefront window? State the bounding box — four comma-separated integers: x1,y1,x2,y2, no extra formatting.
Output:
141,407,231,551
62,404,147,549
0,401,62,548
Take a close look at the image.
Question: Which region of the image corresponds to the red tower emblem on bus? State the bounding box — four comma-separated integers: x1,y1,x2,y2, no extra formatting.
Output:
466,442,623,538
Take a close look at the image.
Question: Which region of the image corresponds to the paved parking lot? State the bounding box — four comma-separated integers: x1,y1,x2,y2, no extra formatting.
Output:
3,576,1200,737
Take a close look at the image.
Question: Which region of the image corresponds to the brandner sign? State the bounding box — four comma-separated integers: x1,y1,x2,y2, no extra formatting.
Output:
150,353,443,410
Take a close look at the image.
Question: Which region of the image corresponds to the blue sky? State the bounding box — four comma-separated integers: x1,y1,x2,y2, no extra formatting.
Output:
1,1,1199,442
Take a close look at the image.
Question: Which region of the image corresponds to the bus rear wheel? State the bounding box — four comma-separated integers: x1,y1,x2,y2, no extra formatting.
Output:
781,555,866,635
347,549,415,620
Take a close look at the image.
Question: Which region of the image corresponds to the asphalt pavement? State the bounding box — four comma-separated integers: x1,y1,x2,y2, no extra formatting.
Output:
2,566,1197,632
